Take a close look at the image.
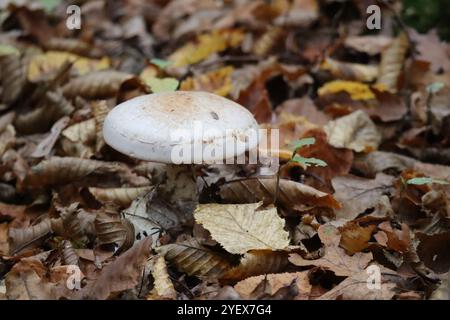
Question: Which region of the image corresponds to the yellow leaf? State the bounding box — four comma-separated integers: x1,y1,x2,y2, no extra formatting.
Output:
318,80,376,100
139,65,179,93
180,66,234,96
168,29,245,67
194,202,290,254
28,51,110,82
146,77,179,93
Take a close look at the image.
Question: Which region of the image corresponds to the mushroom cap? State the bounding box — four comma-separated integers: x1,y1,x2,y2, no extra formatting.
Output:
103,91,260,163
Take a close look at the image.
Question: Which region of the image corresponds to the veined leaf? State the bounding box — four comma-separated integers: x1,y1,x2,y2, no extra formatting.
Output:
194,202,289,254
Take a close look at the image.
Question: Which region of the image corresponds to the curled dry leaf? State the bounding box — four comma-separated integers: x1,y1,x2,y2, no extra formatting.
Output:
0,53,28,105
43,38,99,57
8,218,62,255
61,240,80,267
92,100,109,153
377,32,409,92
320,57,379,83
62,70,141,99
95,210,135,253
324,110,381,152
331,173,395,220
234,271,311,300
148,255,177,300
194,202,289,254
60,118,96,158
25,157,123,187
88,186,153,208
220,178,340,214
158,238,231,281
31,116,70,158
78,237,152,300
221,250,289,282
289,224,373,277
339,222,377,255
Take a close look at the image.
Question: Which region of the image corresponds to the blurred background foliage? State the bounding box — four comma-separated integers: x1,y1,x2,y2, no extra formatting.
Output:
402,0,450,40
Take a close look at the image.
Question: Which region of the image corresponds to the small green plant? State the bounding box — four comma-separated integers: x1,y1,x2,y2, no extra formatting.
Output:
274,137,327,203
406,177,449,186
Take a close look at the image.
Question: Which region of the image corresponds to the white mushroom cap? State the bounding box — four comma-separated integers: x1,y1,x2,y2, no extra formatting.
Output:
103,91,260,164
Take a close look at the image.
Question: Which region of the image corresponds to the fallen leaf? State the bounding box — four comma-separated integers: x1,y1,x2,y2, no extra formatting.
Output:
377,32,409,92
168,29,245,67
234,272,311,300
222,250,289,282
332,173,395,220
194,202,290,254
324,110,381,152
78,237,152,299
289,224,373,276
219,177,340,213
149,255,177,299
317,267,396,300
158,238,231,281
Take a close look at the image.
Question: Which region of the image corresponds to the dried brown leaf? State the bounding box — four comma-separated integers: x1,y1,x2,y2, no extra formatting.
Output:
234,271,311,300
289,224,373,276
89,186,153,208
219,177,340,213
331,173,395,220
158,238,231,281
78,237,152,299
25,157,123,187
222,250,289,282
62,70,140,99
377,32,409,92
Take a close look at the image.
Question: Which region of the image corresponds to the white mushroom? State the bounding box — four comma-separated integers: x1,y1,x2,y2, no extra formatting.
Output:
103,91,260,196
103,91,259,165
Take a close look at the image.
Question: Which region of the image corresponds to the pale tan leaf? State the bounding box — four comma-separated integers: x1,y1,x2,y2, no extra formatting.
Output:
318,267,396,300
158,238,231,281
25,157,123,187
377,32,409,92
219,177,340,213
320,57,378,82
324,110,381,152
234,271,311,300
60,118,96,158
194,202,289,254
150,255,177,299
222,250,289,281
289,224,373,277
88,186,153,207
62,70,141,99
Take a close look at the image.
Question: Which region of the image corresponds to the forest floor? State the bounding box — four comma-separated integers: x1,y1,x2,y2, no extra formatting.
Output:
0,0,450,300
